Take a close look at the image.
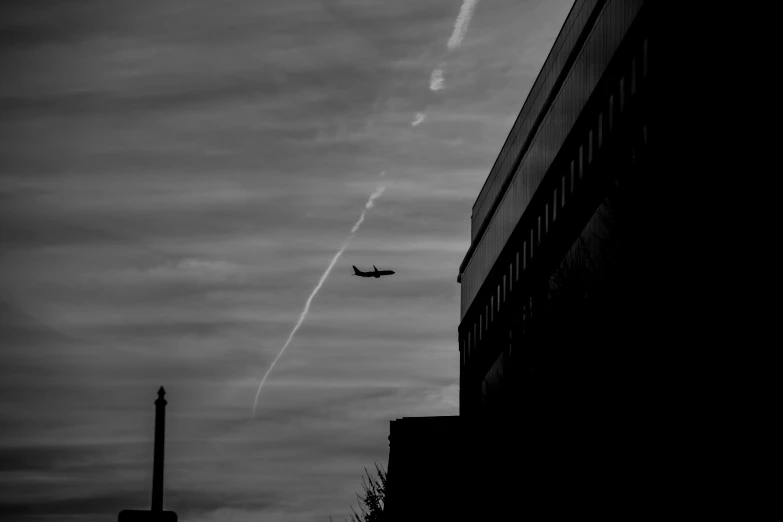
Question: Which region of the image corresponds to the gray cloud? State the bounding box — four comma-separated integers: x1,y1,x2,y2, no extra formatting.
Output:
0,0,575,519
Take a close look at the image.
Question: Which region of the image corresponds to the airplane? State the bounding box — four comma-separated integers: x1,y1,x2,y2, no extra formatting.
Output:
352,265,395,278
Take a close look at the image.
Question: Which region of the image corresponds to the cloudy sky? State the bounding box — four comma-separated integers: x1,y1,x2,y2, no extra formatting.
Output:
0,0,573,520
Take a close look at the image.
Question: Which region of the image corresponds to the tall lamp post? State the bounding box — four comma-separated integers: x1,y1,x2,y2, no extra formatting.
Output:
118,387,178,521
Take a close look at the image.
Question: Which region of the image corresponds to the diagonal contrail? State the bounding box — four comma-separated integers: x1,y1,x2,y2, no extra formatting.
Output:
351,184,386,233
448,0,480,51
430,65,445,91
427,0,481,91
252,184,386,417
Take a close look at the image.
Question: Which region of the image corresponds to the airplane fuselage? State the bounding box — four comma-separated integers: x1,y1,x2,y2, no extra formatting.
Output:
352,265,395,278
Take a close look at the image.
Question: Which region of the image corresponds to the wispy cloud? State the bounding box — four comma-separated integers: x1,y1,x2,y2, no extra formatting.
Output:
0,0,576,518
146,258,240,282
411,112,426,126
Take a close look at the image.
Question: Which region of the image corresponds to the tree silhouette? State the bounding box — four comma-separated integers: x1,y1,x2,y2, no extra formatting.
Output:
350,463,386,522
332,462,386,522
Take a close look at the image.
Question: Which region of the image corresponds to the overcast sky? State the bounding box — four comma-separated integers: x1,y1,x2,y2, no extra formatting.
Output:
0,1,573,520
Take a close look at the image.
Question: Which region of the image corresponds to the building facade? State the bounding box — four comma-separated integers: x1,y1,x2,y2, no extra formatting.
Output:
455,0,652,512
458,0,649,419
387,1,654,518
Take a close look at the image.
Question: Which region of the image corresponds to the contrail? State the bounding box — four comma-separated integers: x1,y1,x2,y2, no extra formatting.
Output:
447,0,480,51
351,184,386,233
252,183,386,417
430,66,445,91
427,0,481,91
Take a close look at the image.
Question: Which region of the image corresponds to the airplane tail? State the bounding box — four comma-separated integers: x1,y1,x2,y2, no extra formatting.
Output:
352,265,362,276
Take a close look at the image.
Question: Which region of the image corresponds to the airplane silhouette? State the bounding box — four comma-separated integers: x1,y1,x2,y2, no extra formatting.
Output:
352,265,395,278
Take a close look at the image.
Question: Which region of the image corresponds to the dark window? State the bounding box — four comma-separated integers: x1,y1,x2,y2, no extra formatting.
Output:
503,275,506,302
598,113,603,148
537,215,541,243
516,252,519,281
609,95,614,130
509,263,513,292
588,130,593,164
643,38,648,77
570,160,575,191
544,204,549,234
523,241,527,270
632,57,637,94
553,190,558,222
620,77,625,112
497,285,500,311
561,176,566,206
579,145,584,179
491,297,493,322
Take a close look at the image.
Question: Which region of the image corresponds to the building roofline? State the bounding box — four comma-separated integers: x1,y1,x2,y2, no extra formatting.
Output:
459,0,607,281
469,0,583,217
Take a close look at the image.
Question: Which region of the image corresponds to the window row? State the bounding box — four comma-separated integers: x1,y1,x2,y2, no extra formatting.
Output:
462,36,647,368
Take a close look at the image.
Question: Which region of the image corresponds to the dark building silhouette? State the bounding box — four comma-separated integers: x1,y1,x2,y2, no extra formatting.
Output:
384,416,517,520
384,417,468,521
118,387,178,521
386,0,656,518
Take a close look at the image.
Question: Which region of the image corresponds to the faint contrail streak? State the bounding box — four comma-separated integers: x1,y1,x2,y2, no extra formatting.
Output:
447,0,480,51
351,184,386,233
252,183,386,417
430,66,445,91
427,0,481,91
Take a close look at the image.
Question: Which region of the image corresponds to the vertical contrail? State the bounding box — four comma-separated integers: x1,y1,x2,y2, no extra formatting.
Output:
252,184,386,417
